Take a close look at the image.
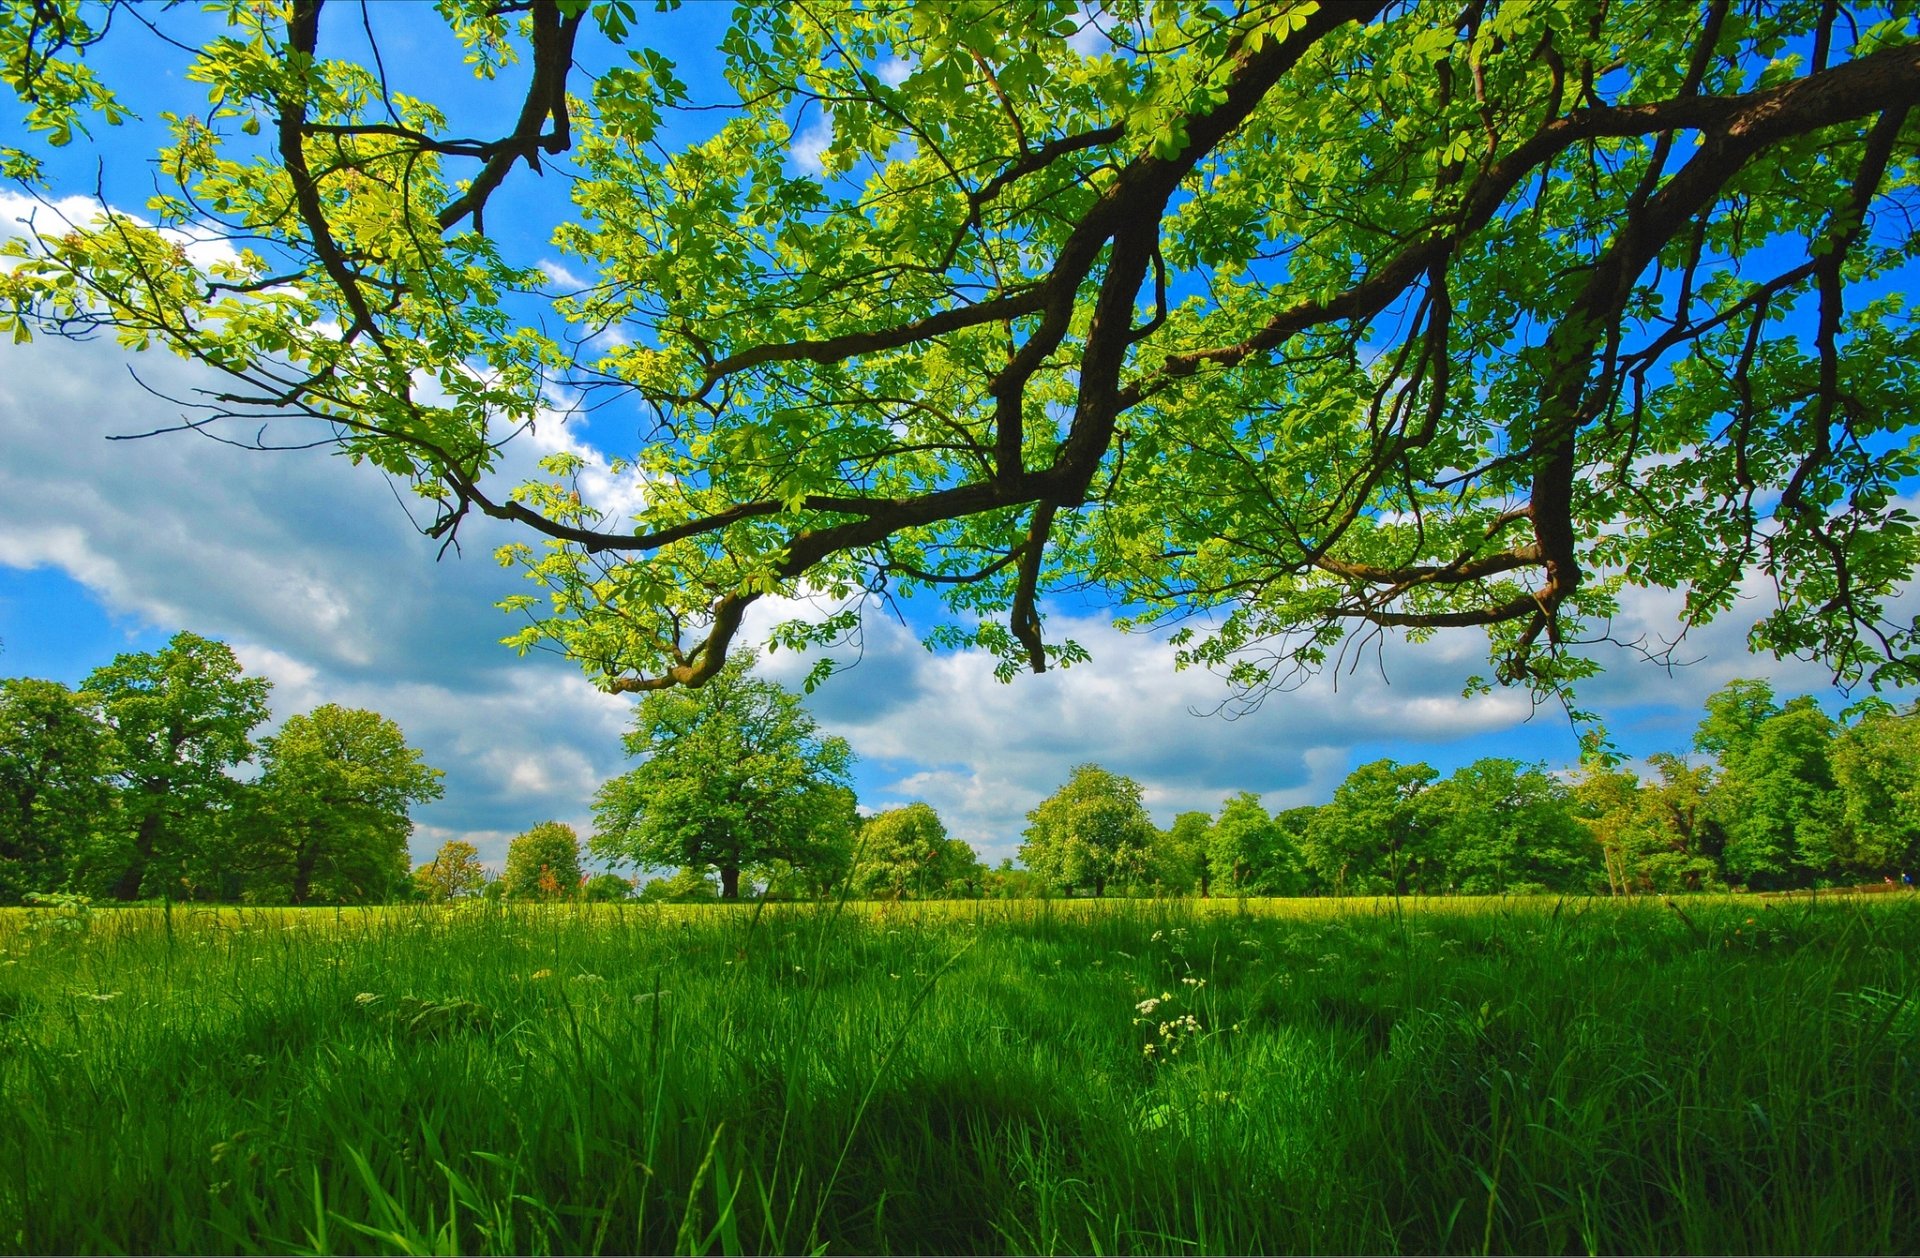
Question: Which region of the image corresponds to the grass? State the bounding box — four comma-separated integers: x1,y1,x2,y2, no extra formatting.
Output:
1,892,1917,1254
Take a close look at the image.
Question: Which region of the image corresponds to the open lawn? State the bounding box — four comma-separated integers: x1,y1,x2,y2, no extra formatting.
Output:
2,894,1916,1254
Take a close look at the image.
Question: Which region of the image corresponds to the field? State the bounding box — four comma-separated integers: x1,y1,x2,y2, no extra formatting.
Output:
2,894,1917,1255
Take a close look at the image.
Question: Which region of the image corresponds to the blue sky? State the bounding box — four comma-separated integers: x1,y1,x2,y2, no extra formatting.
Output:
2,5,1913,872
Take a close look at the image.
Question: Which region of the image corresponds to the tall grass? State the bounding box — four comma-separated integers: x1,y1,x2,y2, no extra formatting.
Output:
1,893,1915,1253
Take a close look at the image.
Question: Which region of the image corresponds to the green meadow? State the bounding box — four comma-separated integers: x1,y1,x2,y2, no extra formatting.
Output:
2,894,1917,1255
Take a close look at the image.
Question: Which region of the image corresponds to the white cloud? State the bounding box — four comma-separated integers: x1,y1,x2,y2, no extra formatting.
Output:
760,608,1561,863
0,318,641,856
790,113,833,176
1065,9,1114,57
538,259,589,290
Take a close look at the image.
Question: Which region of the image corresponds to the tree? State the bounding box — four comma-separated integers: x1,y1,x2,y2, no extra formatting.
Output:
413,838,487,902
1424,758,1598,894
0,678,117,902
1302,760,1437,896
639,867,719,903
592,656,853,899
1710,697,1846,889
1207,792,1306,895
1151,811,1213,896
1019,764,1155,897
983,858,1047,900
504,821,585,901
84,632,270,901
582,872,635,902
242,705,443,904
854,803,955,899
1694,680,1783,765
762,784,861,900
1831,705,1920,876
7,4,1919,710
1574,756,1724,894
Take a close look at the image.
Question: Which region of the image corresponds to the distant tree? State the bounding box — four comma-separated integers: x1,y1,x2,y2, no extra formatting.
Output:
983,858,1047,900
929,838,988,898
1206,792,1306,895
1019,764,1155,898
1302,760,1437,895
1629,754,1728,892
592,656,854,899
1831,705,1920,876
242,705,444,904
582,872,635,903
0,678,118,903
85,632,271,901
1273,807,1323,893
1573,762,1642,895
639,867,719,903
1424,759,1598,894
1709,697,1844,889
854,803,967,899
1151,811,1213,896
762,785,861,900
1693,679,1782,765
413,839,487,902
504,821,585,901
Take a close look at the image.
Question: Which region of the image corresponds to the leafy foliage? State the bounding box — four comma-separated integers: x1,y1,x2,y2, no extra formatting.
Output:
853,802,983,899
83,632,271,900
4,2,1918,709
1303,760,1438,896
414,838,487,902
1150,810,1212,896
1423,759,1598,894
0,677,117,902
592,656,854,897
241,704,444,904
504,820,585,901
1020,763,1156,896
1206,791,1306,895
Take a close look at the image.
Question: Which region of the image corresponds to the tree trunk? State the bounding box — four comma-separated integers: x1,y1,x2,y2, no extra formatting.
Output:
291,841,318,905
1199,870,1210,898
111,808,163,901
720,865,740,899
1094,873,1106,898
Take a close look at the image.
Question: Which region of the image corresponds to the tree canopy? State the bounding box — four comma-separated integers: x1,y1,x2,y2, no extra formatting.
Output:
4,2,1918,709
0,678,117,903
241,703,444,904
591,655,853,897
84,631,271,900
414,837,488,902
504,820,585,900
1020,762,1155,896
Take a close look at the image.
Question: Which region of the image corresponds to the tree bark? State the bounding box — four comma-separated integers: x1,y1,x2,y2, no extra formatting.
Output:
111,806,163,901
720,865,740,899
291,840,318,905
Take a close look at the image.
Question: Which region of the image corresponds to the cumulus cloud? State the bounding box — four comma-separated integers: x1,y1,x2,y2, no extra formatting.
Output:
790,113,834,176
0,314,638,858
752,608,1550,862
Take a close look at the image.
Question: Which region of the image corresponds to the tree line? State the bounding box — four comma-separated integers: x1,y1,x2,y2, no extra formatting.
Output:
568,659,1920,903
10,629,1915,906
1017,682,1920,899
0,632,441,905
